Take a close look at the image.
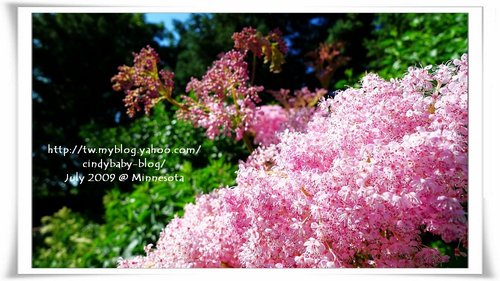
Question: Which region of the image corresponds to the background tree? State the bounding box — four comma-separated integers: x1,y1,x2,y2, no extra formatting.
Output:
32,13,173,222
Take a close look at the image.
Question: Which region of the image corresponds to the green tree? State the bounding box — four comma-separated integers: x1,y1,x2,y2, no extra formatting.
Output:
32,13,170,222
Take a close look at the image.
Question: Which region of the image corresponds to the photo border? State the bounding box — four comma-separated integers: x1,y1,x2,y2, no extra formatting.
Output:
17,4,483,275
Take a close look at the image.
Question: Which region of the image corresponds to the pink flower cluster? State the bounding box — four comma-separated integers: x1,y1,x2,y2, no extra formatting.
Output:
179,50,264,140
113,28,294,146
111,46,175,117
118,55,468,269
249,88,328,146
176,28,289,142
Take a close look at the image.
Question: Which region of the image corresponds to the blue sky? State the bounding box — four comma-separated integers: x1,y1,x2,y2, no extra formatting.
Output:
144,13,192,45
144,13,191,30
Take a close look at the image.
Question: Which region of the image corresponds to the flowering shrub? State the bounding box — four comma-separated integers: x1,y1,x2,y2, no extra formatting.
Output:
112,27,311,151
116,53,468,268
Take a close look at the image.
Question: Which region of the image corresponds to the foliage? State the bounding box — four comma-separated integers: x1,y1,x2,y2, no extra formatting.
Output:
33,207,99,268
325,13,468,89
324,13,374,89
36,95,242,267
364,13,468,78
81,103,246,177
95,157,237,267
33,158,238,268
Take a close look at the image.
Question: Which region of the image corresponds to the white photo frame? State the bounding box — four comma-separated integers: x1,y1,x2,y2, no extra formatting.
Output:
17,3,483,277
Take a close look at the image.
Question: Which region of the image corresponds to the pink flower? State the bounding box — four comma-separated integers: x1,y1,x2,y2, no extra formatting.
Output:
249,87,328,147
249,105,288,146
111,46,175,117
178,50,264,140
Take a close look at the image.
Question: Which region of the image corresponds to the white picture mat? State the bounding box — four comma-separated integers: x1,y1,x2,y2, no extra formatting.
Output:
14,1,485,278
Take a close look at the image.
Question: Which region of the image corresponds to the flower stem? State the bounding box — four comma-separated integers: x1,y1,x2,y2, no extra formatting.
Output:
231,88,254,153
242,132,254,153
251,54,257,85
160,86,186,110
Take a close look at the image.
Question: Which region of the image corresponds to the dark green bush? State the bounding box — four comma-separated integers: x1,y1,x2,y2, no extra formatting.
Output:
365,13,468,78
